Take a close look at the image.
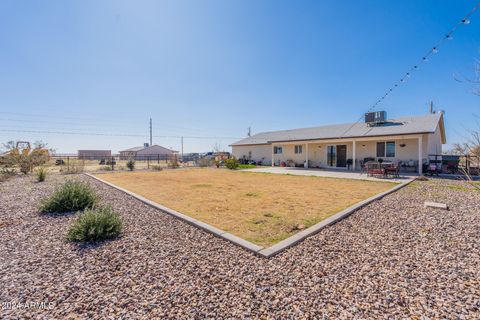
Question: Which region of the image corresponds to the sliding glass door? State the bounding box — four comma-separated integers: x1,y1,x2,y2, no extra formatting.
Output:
327,145,347,167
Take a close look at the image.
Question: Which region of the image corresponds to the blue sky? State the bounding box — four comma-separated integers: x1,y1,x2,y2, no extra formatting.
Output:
0,0,479,153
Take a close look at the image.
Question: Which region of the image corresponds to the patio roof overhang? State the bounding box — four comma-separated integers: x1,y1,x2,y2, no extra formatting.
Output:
269,133,427,145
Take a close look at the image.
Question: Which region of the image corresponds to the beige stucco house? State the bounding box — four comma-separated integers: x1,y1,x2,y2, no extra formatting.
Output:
231,112,446,174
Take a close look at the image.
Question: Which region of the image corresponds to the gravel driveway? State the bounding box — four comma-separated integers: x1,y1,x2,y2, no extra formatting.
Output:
1,173,479,319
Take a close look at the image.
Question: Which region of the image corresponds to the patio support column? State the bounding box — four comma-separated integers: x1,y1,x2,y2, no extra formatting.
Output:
352,140,356,171
305,143,309,168
418,136,423,175
271,144,274,167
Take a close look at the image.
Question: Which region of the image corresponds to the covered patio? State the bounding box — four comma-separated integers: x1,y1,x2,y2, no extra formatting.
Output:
270,134,427,175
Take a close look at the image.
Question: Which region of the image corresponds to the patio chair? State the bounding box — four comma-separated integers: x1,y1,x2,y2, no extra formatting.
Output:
366,162,385,177
384,162,400,178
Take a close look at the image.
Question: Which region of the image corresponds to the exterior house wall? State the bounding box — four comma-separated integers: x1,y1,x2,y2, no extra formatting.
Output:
232,145,272,165
78,150,111,160
426,124,443,156
232,132,440,173
119,151,137,160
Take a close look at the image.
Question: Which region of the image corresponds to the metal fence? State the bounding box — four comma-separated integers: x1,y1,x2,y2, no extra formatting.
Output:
48,153,211,171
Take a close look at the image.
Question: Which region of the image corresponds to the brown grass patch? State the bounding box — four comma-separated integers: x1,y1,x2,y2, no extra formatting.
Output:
96,168,396,246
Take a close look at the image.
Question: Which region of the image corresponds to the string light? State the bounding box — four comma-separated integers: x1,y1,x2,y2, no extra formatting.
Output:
340,1,480,137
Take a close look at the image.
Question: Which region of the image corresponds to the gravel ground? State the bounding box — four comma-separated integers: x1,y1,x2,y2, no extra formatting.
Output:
0,173,479,319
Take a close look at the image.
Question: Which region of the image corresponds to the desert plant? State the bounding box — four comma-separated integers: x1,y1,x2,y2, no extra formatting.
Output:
40,180,98,213
0,166,16,176
126,159,135,171
225,157,239,170
60,159,85,174
36,167,47,182
197,157,214,167
2,141,50,174
151,165,163,171
168,156,179,169
66,205,122,242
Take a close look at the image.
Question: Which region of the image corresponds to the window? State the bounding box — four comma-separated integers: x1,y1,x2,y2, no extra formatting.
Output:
376,142,385,157
294,145,303,154
274,146,283,154
376,141,395,158
386,141,395,157
327,145,337,166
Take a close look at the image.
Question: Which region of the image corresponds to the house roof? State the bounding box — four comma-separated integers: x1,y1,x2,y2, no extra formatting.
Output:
231,113,445,146
120,146,145,152
119,145,178,153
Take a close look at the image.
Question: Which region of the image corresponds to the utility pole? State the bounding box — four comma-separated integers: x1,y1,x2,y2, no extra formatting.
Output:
181,136,184,162
429,101,434,114
247,126,251,137
149,118,153,146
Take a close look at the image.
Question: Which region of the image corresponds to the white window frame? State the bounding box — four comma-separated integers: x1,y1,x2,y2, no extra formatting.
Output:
294,145,303,154
274,146,283,154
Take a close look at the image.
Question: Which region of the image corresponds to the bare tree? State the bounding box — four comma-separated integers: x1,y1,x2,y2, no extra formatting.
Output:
454,58,480,96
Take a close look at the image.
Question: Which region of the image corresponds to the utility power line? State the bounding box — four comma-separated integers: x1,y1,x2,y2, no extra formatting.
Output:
0,129,242,140
341,1,480,137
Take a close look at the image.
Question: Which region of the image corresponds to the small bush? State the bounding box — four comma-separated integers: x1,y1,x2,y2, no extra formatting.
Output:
0,166,16,176
197,157,214,167
126,160,135,171
168,157,179,169
60,160,85,174
67,205,122,242
151,165,163,171
99,165,112,171
36,167,47,182
40,180,98,213
225,157,239,170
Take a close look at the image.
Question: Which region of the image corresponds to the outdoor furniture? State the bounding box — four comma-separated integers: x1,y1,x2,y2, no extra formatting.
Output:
346,159,353,170
401,160,418,172
384,162,400,178
366,162,385,177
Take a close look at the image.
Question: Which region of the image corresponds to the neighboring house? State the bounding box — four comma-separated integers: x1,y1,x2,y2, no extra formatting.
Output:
231,112,446,174
78,150,111,160
119,144,177,160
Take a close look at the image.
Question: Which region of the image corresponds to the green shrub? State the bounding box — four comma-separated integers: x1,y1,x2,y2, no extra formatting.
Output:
126,160,135,171
151,165,163,171
225,157,239,170
67,205,122,242
36,167,47,182
40,180,98,213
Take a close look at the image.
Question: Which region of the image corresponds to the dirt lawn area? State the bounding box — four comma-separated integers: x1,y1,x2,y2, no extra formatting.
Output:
95,168,396,246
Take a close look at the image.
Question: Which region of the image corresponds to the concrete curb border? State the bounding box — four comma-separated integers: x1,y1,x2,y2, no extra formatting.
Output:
85,173,415,258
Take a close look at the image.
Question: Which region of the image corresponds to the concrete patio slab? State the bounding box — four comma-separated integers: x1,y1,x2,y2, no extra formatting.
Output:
241,166,416,182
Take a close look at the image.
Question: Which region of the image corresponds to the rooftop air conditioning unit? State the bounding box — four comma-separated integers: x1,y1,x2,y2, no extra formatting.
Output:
365,111,387,125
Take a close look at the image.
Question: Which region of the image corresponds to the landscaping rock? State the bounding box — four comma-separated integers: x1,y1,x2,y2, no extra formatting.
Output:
0,174,479,319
